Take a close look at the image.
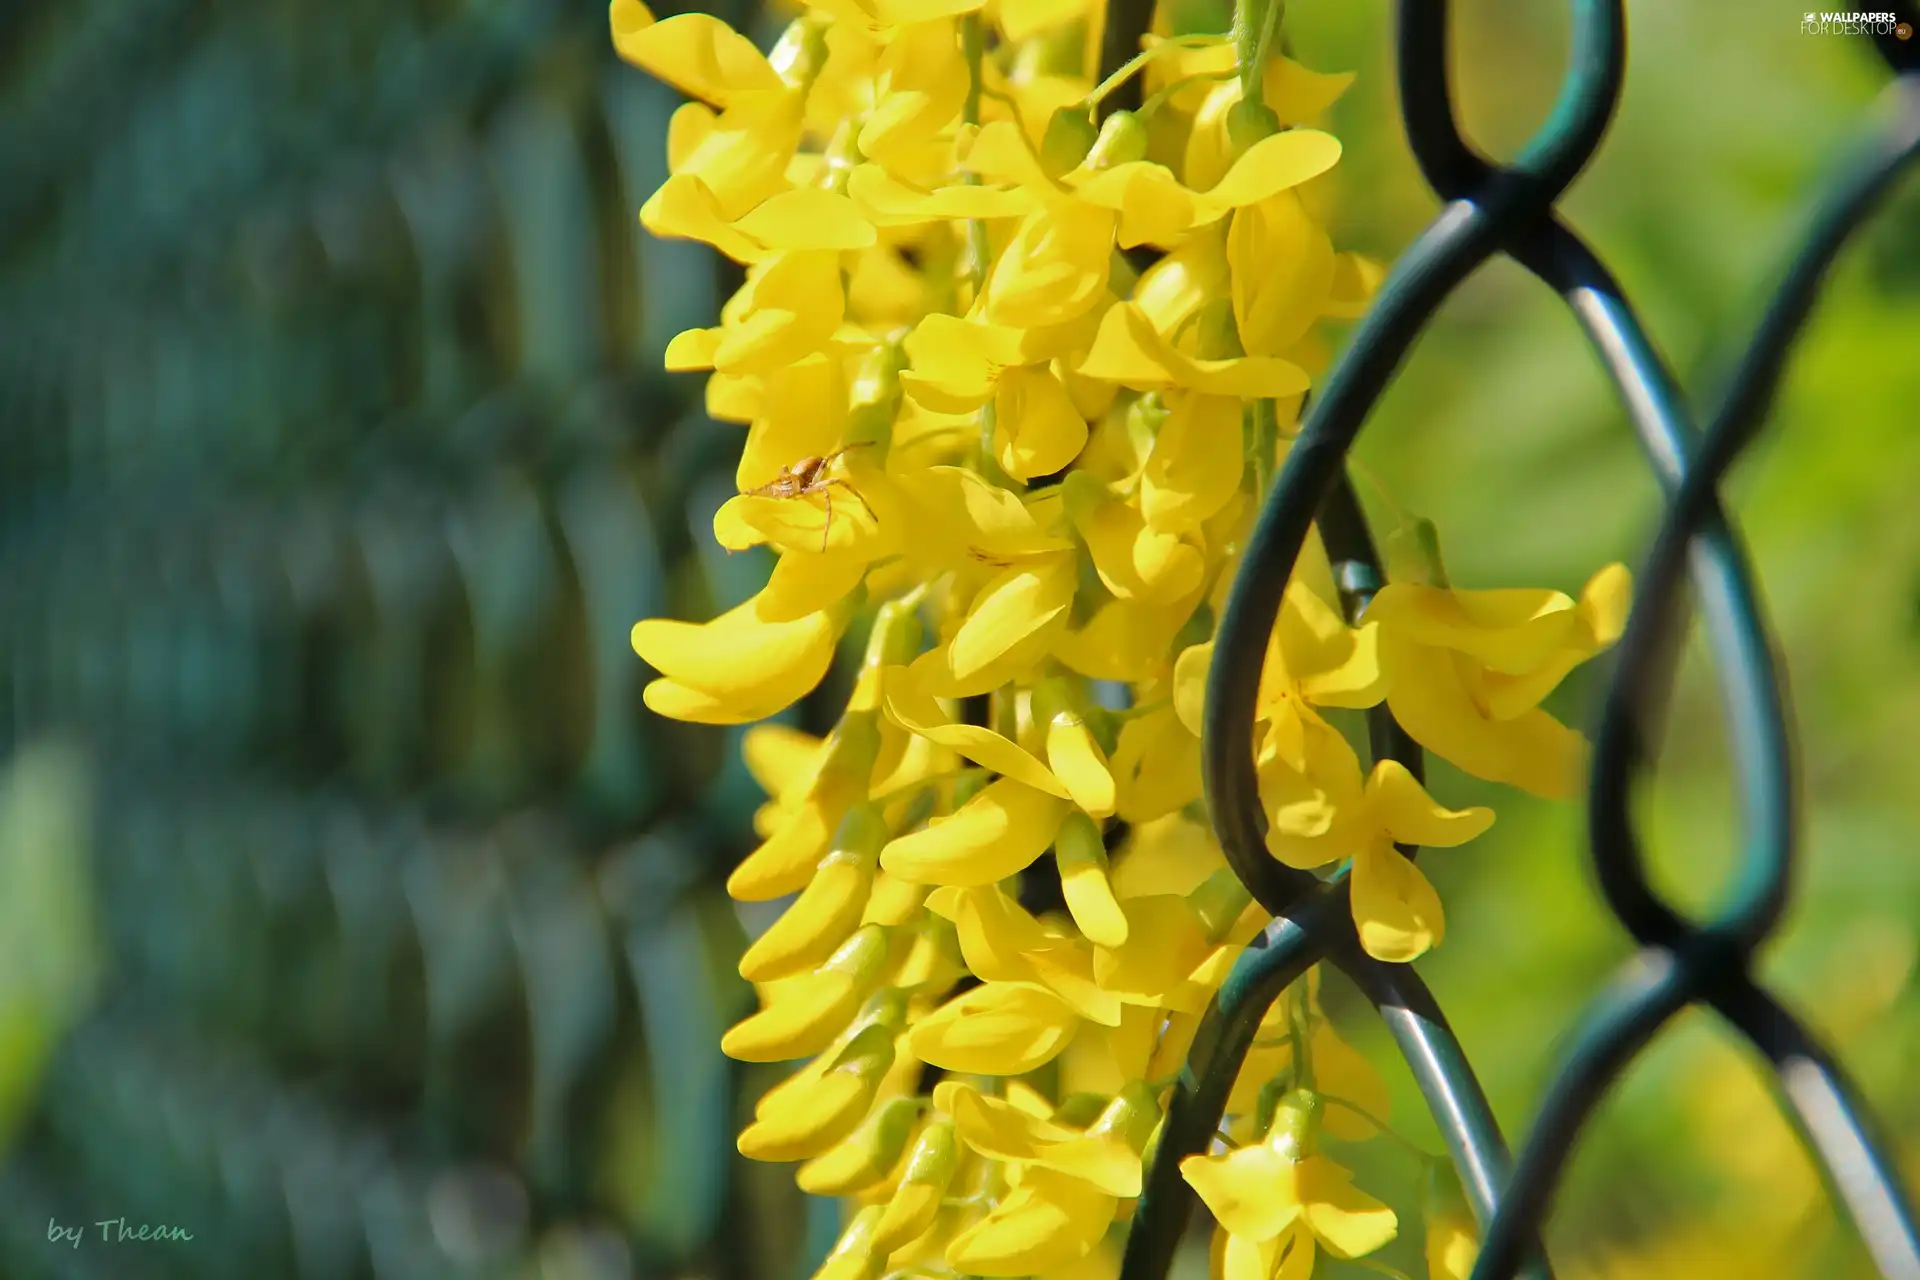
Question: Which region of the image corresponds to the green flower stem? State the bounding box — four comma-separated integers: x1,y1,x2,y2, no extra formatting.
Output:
1322,1094,1439,1162
1087,34,1223,107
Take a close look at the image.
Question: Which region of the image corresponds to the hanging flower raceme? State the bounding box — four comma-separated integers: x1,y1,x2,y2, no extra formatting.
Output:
612,0,1629,1273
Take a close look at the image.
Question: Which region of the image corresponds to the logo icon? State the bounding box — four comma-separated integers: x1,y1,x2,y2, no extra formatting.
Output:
1898,20,1913,38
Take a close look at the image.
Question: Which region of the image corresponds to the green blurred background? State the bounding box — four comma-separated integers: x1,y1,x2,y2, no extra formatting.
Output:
0,1,1915,1278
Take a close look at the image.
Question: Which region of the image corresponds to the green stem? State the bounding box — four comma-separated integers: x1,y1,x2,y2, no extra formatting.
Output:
1232,0,1283,99
1140,67,1239,117
1289,992,1314,1090
1250,398,1279,497
1087,34,1223,106
1322,1094,1439,1161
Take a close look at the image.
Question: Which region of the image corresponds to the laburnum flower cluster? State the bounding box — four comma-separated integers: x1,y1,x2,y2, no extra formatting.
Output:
613,0,1629,1275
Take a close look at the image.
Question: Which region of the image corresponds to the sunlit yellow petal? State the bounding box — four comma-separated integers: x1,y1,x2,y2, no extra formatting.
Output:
1350,843,1445,964
880,778,1070,886
1180,1144,1304,1241
909,981,1080,1075
1299,1156,1398,1259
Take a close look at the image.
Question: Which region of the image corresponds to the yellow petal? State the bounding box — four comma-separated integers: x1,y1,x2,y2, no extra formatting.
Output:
1110,814,1227,898
884,666,1069,797
758,549,868,622
849,163,1035,226
943,556,1077,692
1173,642,1211,737
908,981,1080,1075
994,365,1090,479
1324,252,1384,320
721,969,865,1062
1299,1156,1398,1259
1112,705,1203,824
874,1121,959,1252
641,172,767,263
1047,714,1118,820
1068,162,1200,248
879,779,1070,886
944,1165,1117,1275
721,927,888,1061
901,313,1030,412
734,187,878,253
737,1027,895,1158
1079,496,1205,605
1223,1226,1316,1280
1055,811,1128,946
632,598,840,723
1093,895,1213,1005
945,884,1053,982
1130,307,1310,398
1193,130,1343,220
1229,192,1334,359
1380,633,1587,799
1350,843,1445,964
1180,1144,1305,1241
610,5,780,107
1366,759,1493,849
795,1095,922,1195
1369,580,1586,676
1143,393,1245,535
737,806,885,981
1267,58,1357,124
809,1205,885,1280
939,1080,1078,1161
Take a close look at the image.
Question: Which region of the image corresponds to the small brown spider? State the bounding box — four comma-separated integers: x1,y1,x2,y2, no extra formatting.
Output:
742,443,877,552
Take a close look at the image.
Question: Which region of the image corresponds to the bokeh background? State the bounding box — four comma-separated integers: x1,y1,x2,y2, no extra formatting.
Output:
0,2,1915,1278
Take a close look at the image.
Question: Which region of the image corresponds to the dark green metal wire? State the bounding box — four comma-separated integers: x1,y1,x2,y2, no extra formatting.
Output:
1123,2,1920,1277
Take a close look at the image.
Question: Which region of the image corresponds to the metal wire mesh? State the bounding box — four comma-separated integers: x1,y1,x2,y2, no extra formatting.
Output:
1120,4,1920,1279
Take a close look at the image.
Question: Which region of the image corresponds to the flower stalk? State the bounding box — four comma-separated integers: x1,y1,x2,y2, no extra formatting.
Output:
610,0,1630,1273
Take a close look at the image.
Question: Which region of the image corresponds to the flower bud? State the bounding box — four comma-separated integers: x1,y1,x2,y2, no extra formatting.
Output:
1226,99,1282,155
1041,106,1100,178
1085,1079,1161,1154
872,1119,959,1251
1187,866,1253,941
737,1020,898,1161
1085,110,1151,169
737,803,887,981
1054,810,1127,946
1265,1087,1325,1160
797,1095,924,1195
811,1204,885,1280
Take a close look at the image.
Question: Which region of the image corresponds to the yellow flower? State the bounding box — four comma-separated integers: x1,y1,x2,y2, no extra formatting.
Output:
737,1016,900,1157
722,927,895,1063
940,1083,1157,1275
1368,563,1632,798
1260,721,1492,963
612,2,1631,1259
908,980,1082,1074
1183,1098,1397,1280
631,589,846,726
881,777,1071,885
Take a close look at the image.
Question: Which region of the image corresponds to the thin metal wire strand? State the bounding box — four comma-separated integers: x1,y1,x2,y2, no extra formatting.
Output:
1468,73,1920,1280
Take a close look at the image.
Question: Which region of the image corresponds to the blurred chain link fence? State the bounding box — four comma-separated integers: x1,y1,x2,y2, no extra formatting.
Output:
0,2,818,1277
